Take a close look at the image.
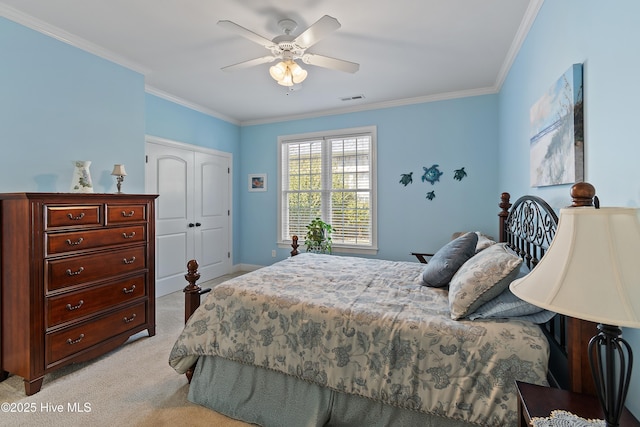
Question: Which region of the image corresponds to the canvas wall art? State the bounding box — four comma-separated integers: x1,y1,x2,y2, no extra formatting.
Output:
529,64,584,187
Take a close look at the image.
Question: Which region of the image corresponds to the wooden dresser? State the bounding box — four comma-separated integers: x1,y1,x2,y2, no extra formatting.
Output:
0,193,157,395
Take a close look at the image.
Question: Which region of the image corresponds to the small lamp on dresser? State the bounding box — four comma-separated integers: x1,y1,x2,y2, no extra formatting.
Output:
111,164,127,193
510,183,640,427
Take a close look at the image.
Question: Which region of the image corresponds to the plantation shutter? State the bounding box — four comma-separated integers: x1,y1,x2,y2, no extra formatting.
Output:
279,128,376,252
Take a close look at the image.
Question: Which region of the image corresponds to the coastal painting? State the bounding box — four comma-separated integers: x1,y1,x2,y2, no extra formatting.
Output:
529,64,584,187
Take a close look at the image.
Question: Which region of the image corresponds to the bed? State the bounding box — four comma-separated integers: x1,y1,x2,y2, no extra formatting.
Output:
169,185,598,427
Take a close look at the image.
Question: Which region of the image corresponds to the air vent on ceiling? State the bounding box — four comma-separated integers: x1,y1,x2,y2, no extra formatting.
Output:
340,95,365,101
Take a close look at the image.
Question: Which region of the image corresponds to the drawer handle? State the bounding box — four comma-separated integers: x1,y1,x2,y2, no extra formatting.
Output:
122,256,136,265
122,231,136,239
67,212,85,220
65,237,84,246
66,300,84,311
122,284,136,294
67,334,85,345
66,267,85,276
121,210,135,217
123,314,137,324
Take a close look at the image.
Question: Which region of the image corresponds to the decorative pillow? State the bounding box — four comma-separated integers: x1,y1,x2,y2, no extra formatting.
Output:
475,233,496,252
448,243,522,319
466,288,554,321
421,232,478,288
451,231,496,253
466,263,557,323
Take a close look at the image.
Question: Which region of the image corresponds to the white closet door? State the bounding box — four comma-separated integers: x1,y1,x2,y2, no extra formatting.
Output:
146,143,195,297
145,140,231,297
194,151,231,282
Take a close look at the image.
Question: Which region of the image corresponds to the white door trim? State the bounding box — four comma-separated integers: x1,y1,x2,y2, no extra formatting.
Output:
145,135,230,159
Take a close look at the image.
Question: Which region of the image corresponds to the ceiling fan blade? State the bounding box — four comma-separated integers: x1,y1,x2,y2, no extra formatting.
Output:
217,20,276,49
301,54,359,73
293,15,341,49
221,55,277,71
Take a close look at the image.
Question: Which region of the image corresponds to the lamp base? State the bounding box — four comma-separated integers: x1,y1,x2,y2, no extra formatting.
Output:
588,324,633,427
115,175,124,194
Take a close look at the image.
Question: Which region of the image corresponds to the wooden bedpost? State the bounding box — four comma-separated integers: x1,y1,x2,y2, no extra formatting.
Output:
569,181,597,207
566,182,598,396
183,259,202,324
182,259,211,383
291,235,299,257
498,192,511,243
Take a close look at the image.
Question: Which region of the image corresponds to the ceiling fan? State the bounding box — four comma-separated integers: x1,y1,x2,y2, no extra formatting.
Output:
217,15,359,86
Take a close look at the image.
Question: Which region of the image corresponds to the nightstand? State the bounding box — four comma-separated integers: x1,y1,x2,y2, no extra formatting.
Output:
516,381,640,427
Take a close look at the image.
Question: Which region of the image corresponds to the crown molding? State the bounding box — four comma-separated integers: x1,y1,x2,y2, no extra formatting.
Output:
144,85,239,126
0,3,149,75
240,86,497,126
494,0,544,90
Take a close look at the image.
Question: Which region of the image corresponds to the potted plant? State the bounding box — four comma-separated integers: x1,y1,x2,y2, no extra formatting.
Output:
304,217,334,254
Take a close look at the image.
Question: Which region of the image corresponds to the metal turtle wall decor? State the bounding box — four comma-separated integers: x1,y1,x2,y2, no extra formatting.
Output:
421,164,443,185
397,164,467,201
399,172,413,186
453,167,467,181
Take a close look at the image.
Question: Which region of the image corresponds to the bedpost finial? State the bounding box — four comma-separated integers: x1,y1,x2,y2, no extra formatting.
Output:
291,235,299,257
184,259,201,292
500,192,511,208
570,182,596,207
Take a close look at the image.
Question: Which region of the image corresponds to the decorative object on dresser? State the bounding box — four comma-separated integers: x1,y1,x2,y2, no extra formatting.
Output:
111,164,127,193
69,160,94,193
0,192,157,395
510,183,640,427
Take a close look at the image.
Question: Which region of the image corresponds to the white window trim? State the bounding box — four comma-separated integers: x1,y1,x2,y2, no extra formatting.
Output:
277,126,378,255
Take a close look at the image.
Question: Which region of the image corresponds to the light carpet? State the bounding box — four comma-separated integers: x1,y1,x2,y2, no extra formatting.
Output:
0,274,252,427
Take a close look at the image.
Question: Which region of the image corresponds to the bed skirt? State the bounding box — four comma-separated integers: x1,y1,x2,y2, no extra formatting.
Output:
188,356,481,427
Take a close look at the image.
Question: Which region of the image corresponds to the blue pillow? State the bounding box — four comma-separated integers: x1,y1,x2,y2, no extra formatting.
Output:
466,263,556,323
421,232,478,287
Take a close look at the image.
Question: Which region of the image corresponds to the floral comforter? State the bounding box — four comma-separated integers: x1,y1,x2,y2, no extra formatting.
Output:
169,253,549,426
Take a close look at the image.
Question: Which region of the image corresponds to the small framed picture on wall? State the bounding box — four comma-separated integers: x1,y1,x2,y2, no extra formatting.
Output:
248,173,267,192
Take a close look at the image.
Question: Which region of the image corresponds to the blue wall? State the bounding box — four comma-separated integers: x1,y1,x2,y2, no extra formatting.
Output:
240,95,500,266
0,17,145,193
498,0,640,418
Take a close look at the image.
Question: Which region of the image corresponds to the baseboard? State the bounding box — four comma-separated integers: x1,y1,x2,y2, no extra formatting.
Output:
233,263,263,272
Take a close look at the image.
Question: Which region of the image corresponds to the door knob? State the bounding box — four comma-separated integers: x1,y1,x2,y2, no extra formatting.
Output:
195,222,202,227
188,223,195,228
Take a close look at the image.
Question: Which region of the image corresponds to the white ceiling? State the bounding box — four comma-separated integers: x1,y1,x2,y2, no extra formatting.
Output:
0,0,541,125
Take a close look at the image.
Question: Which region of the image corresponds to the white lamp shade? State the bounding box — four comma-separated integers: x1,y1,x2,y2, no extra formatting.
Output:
290,61,308,84
277,68,294,86
510,207,640,328
111,164,127,176
269,62,287,81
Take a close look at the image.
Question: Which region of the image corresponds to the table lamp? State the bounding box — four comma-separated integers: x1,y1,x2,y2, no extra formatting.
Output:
111,164,127,193
510,183,640,427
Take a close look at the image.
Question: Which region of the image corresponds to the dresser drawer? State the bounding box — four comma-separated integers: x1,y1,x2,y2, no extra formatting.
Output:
47,275,146,327
46,205,102,228
46,301,146,364
46,246,146,292
107,204,147,223
46,225,146,255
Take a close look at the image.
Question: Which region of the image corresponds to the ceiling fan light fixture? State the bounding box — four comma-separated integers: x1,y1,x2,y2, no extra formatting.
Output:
290,61,308,84
270,60,307,86
269,61,287,81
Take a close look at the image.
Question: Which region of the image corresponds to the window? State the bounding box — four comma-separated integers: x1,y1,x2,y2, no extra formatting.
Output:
278,126,377,254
